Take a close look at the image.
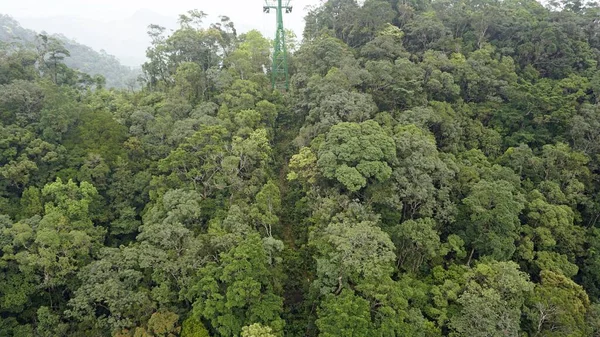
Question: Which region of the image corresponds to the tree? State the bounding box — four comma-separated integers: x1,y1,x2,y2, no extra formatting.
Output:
225,30,271,80
301,90,378,139
123,311,181,337
569,104,600,157
451,45,517,103
250,181,281,237
391,218,444,273
403,11,451,53
67,246,154,334
526,190,584,260
0,215,38,319
450,261,534,337
420,50,460,102
360,23,407,61
317,120,396,192
25,178,103,289
188,234,284,337
241,323,277,337
36,34,70,84
172,62,204,104
180,316,209,337
303,0,361,43
0,80,44,127
364,57,426,110
36,306,69,337
460,179,525,262
525,270,590,337
388,124,455,222
310,203,396,293
158,125,230,196
295,36,358,77
316,290,372,337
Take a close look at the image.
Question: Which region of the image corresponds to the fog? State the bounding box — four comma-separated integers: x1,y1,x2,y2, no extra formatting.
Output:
2,0,323,67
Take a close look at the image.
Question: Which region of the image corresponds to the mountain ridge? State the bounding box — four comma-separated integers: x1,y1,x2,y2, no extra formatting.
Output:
0,14,140,88
15,9,178,67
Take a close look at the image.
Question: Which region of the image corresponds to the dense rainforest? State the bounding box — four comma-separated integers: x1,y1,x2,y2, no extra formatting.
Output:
2,0,600,336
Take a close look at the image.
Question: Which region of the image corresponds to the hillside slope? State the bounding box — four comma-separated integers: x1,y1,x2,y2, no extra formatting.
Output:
0,14,140,88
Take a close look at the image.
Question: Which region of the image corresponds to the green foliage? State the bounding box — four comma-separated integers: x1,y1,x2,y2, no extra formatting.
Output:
241,323,277,337
181,316,209,337
0,15,137,88
317,120,395,192
391,218,444,273
461,179,525,261
389,124,455,221
525,270,590,337
188,233,283,337
450,261,533,337
312,212,396,292
316,290,372,337
2,2,600,336
36,306,69,337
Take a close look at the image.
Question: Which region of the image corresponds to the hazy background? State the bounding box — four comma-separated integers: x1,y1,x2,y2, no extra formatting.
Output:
2,0,323,66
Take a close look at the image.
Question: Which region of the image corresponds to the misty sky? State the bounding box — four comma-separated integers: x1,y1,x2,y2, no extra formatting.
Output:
3,0,320,18
3,0,323,29
2,0,324,66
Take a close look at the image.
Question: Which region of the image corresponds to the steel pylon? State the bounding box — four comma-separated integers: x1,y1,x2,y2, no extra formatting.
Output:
264,0,292,90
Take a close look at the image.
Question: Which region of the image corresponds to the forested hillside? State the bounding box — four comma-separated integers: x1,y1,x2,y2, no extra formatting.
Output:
0,14,140,89
2,0,600,336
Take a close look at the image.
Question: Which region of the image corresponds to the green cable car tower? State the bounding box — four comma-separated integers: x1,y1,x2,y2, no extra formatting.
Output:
264,0,292,90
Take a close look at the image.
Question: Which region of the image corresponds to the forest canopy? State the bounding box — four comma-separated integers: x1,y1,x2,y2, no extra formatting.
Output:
2,0,600,336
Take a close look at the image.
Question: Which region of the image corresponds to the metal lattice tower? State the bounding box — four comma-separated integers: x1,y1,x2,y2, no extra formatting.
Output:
264,0,292,90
